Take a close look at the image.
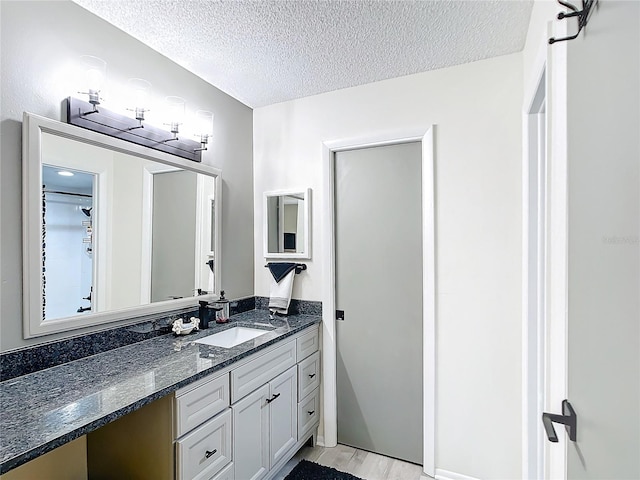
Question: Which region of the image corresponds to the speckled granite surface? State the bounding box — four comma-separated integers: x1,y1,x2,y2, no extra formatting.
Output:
256,296,322,316
1,296,261,381
0,310,320,474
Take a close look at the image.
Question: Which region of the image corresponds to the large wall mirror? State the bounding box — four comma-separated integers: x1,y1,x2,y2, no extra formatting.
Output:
263,189,310,259
23,112,221,338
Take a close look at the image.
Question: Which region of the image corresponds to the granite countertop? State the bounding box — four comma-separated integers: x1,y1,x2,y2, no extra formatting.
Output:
0,310,321,474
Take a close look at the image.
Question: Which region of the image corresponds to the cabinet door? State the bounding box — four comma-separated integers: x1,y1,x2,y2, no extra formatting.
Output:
232,384,269,480
269,366,298,468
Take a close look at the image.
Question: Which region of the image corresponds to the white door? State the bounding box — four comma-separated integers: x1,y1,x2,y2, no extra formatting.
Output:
544,1,639,478
334,142,423,464
565,1,639,477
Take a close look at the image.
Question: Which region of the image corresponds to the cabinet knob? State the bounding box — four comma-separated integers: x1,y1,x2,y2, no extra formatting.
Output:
205,449,217,459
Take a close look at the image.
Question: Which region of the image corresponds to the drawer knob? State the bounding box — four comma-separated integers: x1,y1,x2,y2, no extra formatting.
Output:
205,449,217,459
266,393,281,404
308,410,315,415
308,373,316,378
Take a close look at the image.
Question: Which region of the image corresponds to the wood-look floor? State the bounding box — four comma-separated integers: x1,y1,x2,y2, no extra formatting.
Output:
274,443,430,480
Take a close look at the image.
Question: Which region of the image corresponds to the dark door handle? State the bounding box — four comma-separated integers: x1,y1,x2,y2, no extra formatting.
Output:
542,399,577,442
309,373,316,378
205,449,217,458
308,410,315,415
266,393,281,404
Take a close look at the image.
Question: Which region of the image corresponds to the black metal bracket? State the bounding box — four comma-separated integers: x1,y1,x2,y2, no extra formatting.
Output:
263,263,307,274
66,97,203,162
549,0,598,44
542,399,577,442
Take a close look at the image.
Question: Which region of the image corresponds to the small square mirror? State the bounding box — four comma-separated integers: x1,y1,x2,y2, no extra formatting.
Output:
264,189,310,259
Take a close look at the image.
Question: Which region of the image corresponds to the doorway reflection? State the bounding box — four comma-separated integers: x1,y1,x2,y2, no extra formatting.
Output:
42,165,95,320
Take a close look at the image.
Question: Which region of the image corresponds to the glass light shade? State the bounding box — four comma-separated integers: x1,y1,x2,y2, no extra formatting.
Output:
195,110,214,138
164,96,185,133
79,55,106,105
127,78,152,121
127,78,152,109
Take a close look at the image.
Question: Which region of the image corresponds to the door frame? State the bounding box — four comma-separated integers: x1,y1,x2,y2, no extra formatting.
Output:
521,48,547,480
522,20,570,480
320,126,436,477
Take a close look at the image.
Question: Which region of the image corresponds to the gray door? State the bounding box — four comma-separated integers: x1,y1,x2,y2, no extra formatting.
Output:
151,170,197,302
564,1,639,477
335,142,423,464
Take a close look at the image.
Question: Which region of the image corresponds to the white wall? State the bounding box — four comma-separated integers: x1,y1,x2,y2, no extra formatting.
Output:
254,54,523,479
0,0,254,351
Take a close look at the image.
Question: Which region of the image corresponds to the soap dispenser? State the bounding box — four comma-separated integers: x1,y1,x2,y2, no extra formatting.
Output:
212,290,230,324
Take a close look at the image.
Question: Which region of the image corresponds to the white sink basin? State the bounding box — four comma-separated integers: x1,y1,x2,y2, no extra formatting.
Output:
195,327,270,348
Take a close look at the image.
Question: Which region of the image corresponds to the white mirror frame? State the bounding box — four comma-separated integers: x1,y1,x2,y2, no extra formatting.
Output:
263,188,311,259
22,112,222,338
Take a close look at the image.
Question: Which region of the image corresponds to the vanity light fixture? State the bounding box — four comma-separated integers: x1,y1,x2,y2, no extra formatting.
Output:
194,110,214,156
161,96,185,143
66,58,209,162
57,171,75,177
78,55,107,115
126,78,152,130
66,97,205,162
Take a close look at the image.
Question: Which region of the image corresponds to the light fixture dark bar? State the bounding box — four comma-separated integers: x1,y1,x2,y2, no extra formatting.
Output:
65,97,203,162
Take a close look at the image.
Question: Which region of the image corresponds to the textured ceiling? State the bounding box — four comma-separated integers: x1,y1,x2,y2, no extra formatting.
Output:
72,0,533,108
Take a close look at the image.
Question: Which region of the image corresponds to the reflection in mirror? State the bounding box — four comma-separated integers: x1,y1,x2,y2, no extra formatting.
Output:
23,112,221,338
42,166,95,320
264,189,310,259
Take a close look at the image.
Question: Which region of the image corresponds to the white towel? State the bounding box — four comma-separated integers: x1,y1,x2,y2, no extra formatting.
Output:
268,269,295,314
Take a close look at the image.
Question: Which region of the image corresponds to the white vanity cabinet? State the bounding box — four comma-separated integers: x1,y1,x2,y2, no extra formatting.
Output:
85,324,320,480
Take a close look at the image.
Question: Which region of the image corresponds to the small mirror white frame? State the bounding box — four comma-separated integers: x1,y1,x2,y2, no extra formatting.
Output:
263,188,311,259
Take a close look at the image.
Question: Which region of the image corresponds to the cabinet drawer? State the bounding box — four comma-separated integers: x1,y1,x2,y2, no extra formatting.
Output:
176,408,232,480
296,326,319,361
297,388,320,441
231,340,296,403
298,351,320,400
176,373,230,437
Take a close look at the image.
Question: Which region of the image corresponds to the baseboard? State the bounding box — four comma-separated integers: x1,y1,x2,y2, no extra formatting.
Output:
435,468,481,480
315,435,325,447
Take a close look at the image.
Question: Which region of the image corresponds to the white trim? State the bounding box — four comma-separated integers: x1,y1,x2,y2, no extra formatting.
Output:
140,163,181,304
321,126,436,477
140,168,154,304
22,112,222,338
545,18,569,480
522,47,547,480
434,468,481,480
